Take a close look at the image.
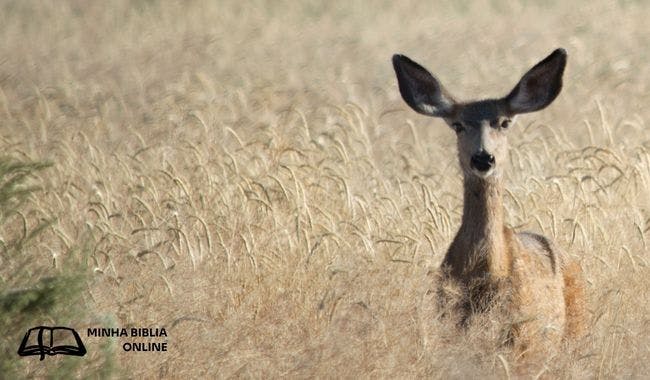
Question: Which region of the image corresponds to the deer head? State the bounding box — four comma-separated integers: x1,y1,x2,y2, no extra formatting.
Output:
392,49,567,180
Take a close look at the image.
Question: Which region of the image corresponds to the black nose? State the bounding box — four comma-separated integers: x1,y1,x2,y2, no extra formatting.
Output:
471,152,495,172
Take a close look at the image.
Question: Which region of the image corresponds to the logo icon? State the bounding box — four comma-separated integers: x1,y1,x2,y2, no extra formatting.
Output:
17,326,86,360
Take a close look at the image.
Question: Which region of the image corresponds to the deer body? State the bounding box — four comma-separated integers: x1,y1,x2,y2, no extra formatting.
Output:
392,49,585,347
446,175,569,344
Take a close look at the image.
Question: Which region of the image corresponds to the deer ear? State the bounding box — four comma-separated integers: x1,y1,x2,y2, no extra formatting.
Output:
392,54,456,118
503,48,567,115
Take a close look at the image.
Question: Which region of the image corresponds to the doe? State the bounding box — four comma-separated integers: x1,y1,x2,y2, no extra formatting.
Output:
392,49,585,348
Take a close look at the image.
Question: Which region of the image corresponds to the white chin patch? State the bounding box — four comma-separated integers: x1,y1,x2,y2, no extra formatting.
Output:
472,168,496,179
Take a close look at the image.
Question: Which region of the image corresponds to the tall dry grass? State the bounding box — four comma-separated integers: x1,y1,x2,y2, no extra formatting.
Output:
1,0,648,378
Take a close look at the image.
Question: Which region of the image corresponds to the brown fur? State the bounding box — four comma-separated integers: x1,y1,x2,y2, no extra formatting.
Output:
562,260,587,339
440,174,586,349
393,49,586,349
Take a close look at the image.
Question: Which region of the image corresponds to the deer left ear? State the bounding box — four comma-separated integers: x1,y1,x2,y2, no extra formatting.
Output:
503,48,567,115
392,54,456,118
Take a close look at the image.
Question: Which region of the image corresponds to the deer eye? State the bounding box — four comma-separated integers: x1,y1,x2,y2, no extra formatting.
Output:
500,119,511,129
451,122,465,133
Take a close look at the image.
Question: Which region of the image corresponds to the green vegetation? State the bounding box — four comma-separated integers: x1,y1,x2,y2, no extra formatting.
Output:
0,159,114,379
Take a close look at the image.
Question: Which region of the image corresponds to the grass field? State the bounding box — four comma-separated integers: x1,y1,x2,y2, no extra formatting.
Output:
1,0,649,378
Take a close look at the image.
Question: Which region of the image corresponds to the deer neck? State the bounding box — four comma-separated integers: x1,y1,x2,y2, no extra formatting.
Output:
459,175,509,278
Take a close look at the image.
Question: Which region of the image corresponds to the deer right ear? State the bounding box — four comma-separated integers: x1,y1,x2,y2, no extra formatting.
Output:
392,54,456,118
503,48,567,115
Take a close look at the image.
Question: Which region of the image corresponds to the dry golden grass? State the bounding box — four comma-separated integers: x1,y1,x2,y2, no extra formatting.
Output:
1,0,649,378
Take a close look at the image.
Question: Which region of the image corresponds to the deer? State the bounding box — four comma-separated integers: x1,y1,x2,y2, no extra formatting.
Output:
392,48,585,351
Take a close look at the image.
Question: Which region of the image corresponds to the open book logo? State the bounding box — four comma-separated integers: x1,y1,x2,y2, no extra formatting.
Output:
17,326,87,360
